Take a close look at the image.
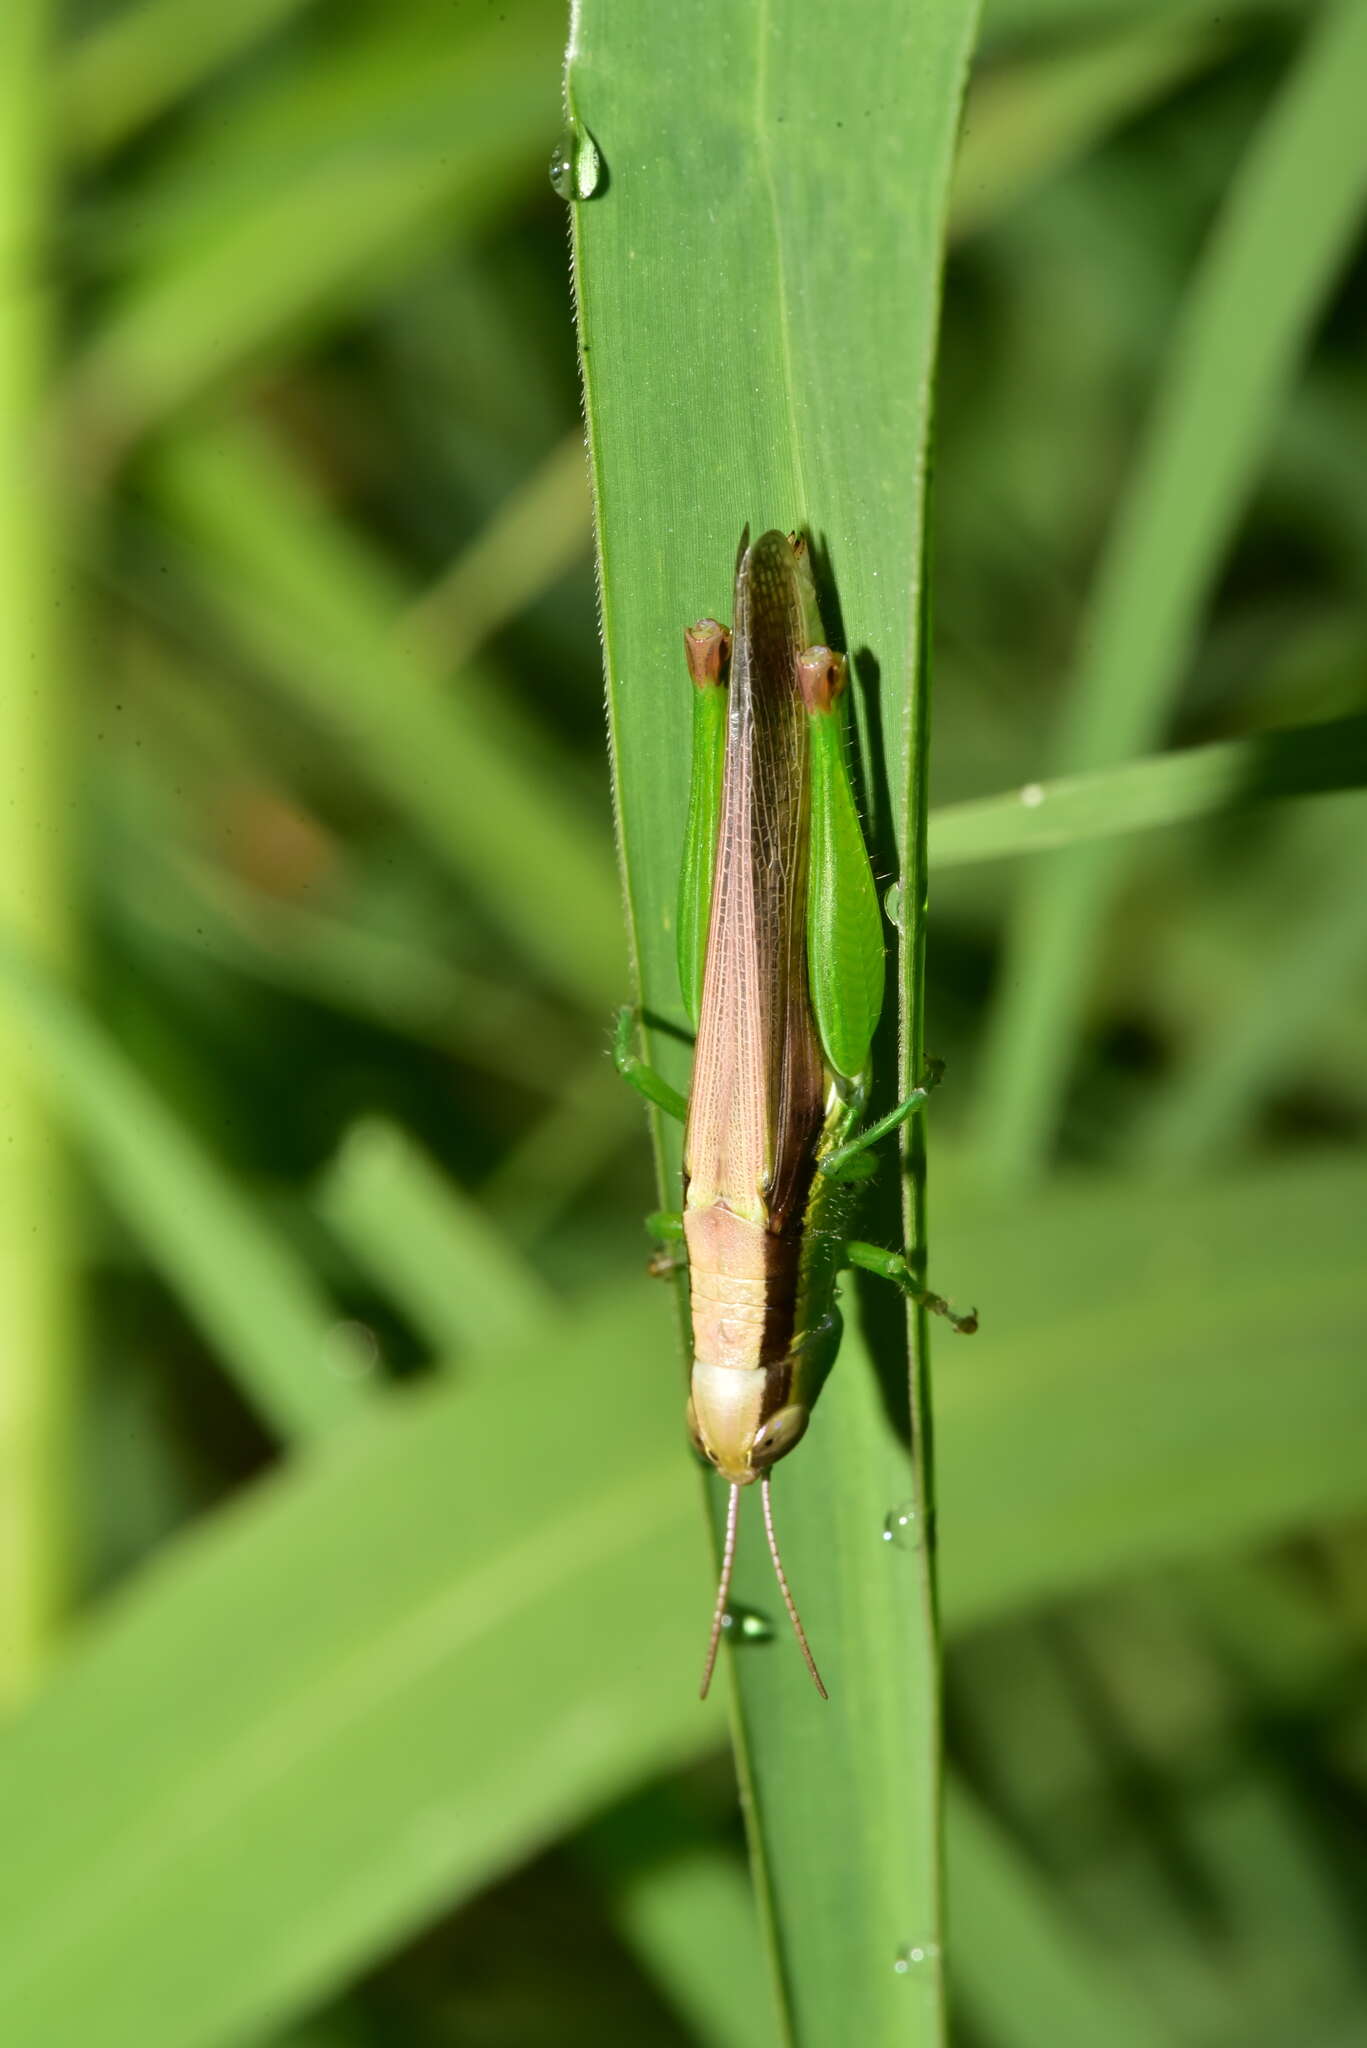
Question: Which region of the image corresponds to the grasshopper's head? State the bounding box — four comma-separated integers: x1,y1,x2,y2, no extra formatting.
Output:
686,1364,809,1486
686,1367,826,1702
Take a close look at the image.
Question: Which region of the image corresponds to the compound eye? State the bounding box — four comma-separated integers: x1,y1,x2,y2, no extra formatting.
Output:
749,1403,810,1468
685,1397,709,1463
796,646,847,713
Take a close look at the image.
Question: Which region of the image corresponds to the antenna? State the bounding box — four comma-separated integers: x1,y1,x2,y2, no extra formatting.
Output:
699,1482,741,1699
761,1475,827,1699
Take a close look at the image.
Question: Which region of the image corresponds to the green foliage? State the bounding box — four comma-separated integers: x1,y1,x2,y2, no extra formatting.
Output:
928,710,1367,868
0,1,1364,2045
567,5,979,2034
0,1285,715,2048
969,0,1367,1185
1,0,73,1697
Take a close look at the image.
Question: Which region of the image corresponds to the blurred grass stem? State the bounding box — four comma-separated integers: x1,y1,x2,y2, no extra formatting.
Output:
970,0,1367,1187
0,0,73,1702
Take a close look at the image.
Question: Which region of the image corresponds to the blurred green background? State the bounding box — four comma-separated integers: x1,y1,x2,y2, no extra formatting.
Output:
1,1,1365,2045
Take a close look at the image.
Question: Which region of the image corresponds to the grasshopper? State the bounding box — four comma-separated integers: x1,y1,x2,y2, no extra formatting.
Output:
615,530,973,1696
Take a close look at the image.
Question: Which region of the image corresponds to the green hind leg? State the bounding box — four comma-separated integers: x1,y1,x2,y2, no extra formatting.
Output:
612,1005,687,1122
820,1058,945,1182
843,1238,977,1335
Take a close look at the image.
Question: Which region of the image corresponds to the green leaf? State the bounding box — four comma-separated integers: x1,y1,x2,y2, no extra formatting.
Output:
97,791,571,1088
401,430,594,669
948,1782,1170,2048
927,712,1367,868
0,0,73,1697
316,1117,556,1358
0,929,356,1442
65,0,566,454
1129,801,1367,1168
936,1153,1367,1627
971,0,1367,1186
580,1786,780,2048
0,1285,718,2048
951,8,1226,240
567,1,982,2038
60,0,312,160
1,1153,1360,2048
981,0,1306,42
148,416,624,1013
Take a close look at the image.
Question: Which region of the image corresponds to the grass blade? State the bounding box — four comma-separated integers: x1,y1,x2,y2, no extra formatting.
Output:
480,1051,645,1245
929,712,1367,867
65,0,565,457
149,416,624,1011
970,0,1367,1185
567,3,980,2037
0,931,358,1442
317,1118,556,1358
99,805,569,1086
0,0,73,1700
947,1782,1170,2048
60,0,312,160
0,1152,1357,2047
0,1285,715,2048
402,429,593,667
936,1154,1367,1627
580,1787,780,2048
1129,804,1367,1167
951,9,1225,239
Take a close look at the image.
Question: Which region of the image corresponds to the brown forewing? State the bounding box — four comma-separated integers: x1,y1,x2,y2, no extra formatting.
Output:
683,532,826,1231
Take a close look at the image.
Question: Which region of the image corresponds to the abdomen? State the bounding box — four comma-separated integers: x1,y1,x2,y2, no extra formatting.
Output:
684,1203,802,1374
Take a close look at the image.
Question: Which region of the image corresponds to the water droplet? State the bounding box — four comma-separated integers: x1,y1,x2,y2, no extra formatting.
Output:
1019,780,1045,808
883,882,902,927
549,121,602,200
721,1605,773,1643
893,1940,940,1974
882,1500,921,1549
322,1319,380,1380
